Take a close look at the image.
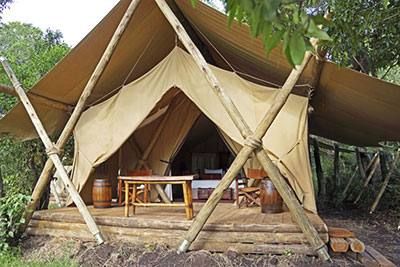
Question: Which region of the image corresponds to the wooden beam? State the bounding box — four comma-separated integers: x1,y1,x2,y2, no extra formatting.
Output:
354,155,380,204
312,136,325,202
0,56,105,243
342,164,358,197
18,0,142,236
154,0,330,260
0,83,71,112
370,149,400,213
333,142,340,198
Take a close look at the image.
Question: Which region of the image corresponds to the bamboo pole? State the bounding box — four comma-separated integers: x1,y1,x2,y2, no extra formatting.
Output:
370,149,400,213
342,165,359,197
154,0,330,260
18,0,142,235
0,57,105,243
312,136,325,202
354,155,380,204
0,83,71,112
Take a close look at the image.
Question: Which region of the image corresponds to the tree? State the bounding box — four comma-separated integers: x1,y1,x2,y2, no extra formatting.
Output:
0,21,71,199
196,0,399,82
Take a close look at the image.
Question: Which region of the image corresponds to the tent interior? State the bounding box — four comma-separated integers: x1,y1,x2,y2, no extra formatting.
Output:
80,91,237,204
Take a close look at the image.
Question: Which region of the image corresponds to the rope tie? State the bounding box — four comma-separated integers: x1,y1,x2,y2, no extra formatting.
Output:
244,136,262,149
46,143,63,156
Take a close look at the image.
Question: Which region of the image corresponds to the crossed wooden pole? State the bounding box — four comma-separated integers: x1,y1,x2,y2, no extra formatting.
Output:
11,0,142,241
154,0,330,260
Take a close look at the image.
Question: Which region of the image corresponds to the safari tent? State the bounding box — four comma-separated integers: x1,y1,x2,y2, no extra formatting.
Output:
1,0,400,259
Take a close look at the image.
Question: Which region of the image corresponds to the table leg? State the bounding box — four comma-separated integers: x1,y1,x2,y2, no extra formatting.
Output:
144,183,147,204
182,182,191,220
147,184,151,203
188,181,194,218
132,184,137,215
125,181,129,217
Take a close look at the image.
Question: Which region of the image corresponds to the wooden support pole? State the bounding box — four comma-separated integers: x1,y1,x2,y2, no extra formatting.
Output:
370,149,400,213
18,0,142,235
312,136,325,202
0,57,105,243
133,95,182,204
342,165,358,197
127,138,170,203
154,0,330,260
379,148,388,182
354,155,380,204
333,142,340,197
0,83,71,112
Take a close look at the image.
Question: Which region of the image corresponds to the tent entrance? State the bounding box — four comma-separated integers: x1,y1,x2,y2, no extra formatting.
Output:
170,114,236,202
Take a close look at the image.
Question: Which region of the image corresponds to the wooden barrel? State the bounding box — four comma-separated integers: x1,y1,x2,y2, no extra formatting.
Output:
93,179,112,208
259,179,283,214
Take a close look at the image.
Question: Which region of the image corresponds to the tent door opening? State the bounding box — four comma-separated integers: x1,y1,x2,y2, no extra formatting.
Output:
170,114,236,202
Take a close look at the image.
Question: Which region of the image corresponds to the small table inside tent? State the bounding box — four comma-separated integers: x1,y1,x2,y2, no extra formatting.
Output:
118,175,195,220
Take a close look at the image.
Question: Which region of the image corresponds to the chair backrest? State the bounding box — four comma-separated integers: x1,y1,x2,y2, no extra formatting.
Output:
247,168,267,179
127,169,152,176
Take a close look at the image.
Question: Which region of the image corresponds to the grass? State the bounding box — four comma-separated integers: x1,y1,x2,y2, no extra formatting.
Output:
0,249,77,267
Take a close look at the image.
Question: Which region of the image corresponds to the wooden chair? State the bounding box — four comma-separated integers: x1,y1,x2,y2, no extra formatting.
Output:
235,168,268,208
118,169,152,206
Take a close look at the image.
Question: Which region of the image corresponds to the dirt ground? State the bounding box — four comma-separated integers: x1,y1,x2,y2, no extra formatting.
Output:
19,203,399,266
319,202,400,266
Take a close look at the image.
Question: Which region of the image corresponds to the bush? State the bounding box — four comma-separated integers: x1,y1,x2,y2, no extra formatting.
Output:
0,193,31,253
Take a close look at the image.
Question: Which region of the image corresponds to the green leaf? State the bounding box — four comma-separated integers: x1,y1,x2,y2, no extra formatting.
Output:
227,1,238,29
305,40,317,55
289,32,306,65
309,29,332,41
8,231,14,238
262,22,272,45
242,0,254,13
265,30,284,57
190,0,196,8
284,43,295,68
262,0,280,21
312,14,333,27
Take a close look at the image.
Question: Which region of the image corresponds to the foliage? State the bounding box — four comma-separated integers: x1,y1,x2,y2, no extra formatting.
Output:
0,193,30,253
0,248,77,266
197,0,399,81
194,0,332,67
321,0,400,78
0,22,71,251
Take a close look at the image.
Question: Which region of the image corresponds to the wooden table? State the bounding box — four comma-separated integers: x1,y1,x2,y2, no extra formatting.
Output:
118,175,195,220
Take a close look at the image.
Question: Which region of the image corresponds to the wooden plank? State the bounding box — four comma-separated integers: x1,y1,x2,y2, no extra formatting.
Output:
328,227,355,238
28,220,329,244
359,251,379,267
346,238,365,253
329,237,349,252
365,246,396,267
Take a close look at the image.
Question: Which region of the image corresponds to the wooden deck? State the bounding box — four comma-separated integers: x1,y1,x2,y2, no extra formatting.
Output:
27,203,328,254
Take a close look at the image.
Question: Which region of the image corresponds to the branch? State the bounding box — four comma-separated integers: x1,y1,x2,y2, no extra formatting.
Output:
380,60,399,80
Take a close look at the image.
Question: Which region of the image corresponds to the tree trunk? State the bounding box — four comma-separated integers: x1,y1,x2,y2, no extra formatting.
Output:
312,136,325,204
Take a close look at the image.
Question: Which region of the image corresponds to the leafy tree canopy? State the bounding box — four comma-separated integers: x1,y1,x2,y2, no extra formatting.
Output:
0,0,13,20
199,0,399,81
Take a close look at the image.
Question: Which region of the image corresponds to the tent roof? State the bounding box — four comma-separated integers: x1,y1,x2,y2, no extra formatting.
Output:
1,0,400,146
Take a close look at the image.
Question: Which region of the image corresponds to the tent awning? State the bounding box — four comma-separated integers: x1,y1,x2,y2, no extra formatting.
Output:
1,0,400,146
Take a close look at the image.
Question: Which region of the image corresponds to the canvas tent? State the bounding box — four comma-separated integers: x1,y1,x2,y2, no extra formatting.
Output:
71,47,314,211
1,0,400,217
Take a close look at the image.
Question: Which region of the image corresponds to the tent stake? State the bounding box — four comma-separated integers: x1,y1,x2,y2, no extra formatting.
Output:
18,0,142,237
0,57,105,243
154,0,330,260
370,149,400,213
